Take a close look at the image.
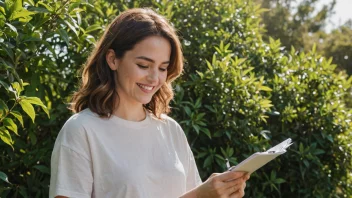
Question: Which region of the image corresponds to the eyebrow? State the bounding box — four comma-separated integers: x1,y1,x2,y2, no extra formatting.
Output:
135,56,170,65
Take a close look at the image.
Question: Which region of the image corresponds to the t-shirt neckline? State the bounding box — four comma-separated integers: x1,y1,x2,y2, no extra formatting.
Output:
109,109,152,129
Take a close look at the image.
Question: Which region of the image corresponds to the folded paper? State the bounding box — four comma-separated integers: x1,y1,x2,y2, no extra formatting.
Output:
228,138,293,174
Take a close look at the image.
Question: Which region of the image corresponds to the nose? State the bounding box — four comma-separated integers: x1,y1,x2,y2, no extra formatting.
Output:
147,68,158,83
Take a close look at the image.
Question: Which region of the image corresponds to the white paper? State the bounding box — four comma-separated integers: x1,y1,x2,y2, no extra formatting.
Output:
228,138,293,174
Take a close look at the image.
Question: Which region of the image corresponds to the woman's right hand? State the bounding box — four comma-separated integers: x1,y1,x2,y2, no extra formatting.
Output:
194,171,250,198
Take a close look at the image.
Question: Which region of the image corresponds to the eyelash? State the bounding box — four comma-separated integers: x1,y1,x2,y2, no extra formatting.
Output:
137,64,167,72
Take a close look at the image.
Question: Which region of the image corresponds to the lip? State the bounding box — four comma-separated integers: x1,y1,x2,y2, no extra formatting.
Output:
137,83,155,93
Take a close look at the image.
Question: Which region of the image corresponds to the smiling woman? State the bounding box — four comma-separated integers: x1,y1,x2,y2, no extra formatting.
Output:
105,36,171,115
49,8,250,198
70,8,183,120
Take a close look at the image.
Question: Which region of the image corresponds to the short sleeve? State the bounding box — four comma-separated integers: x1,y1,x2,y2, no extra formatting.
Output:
185,139,203,191
49,116,93,198
169,120,203,191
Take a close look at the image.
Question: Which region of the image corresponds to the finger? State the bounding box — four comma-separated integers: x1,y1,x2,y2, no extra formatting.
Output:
244,173,251,180
218,171,246,182
229,188,245,198
225,184,239,197
209,173,221,179
227,179,247,197
229,183,246,198
222,177,244,189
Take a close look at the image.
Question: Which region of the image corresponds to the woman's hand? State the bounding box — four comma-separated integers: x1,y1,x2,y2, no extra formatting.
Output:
181,171,250,198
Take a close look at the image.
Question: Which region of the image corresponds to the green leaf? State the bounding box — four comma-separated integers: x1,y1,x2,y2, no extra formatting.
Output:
313,149,325,155
203,155,213,168
11,81,23,94
29,131,37,145
275,178,286,184
21,97,49,118
28,7,50,13
85,24,102,33
5,22,18,37
195,98,201,108
259,99,273,108
2,47,14,62
37,1,53,12
270,170,276,180
196,113,206,120
3,118,18,135
193,124,200,134
0,79,10,90
303,159,309,167
0,127,13,149
206,60,213,71
64,20,78,36
0,6,5,16
299,143,304,153
58,28,70,46
75,11,81,25
19,99,35,123
326,135,333,143
0,99,9,113
184,106,191,116
11,0,22,12
201,128,211,139
197,151,208,158
10,9,35,21
5,0,21,17
10,111,23,127
258,85,272,92
241,67,254,76
0,171,11,184
33,165,50,174
205,105,216,113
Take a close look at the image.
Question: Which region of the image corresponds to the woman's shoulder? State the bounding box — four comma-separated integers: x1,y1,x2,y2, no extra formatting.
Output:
153,113,185,136
154,113,180,128
62,108,102,130
160,113,177,123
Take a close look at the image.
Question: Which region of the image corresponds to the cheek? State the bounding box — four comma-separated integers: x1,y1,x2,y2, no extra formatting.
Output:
120,67,143,82
160,72,167,83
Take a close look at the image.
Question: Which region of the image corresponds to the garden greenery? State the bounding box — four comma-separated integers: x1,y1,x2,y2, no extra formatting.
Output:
0,0,351,197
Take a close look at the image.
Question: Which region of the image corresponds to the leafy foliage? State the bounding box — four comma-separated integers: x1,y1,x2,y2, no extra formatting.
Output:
0,0,351,197
0,0,112,196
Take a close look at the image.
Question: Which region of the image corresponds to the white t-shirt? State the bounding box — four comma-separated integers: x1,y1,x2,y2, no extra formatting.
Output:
49,108,202,198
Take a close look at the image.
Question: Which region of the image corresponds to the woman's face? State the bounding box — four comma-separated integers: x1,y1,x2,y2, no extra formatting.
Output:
115,36,171,106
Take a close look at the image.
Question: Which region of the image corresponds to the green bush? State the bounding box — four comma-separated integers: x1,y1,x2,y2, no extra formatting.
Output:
0,0,113,196
167,0,352,197
0,0,351,197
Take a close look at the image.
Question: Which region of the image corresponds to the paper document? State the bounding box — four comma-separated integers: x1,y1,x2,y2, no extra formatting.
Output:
228,138,293,174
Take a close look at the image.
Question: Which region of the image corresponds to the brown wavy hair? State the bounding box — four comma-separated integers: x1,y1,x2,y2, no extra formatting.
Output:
70,8,183,119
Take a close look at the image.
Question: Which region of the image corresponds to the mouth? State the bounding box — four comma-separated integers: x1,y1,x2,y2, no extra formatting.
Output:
137,83,154,91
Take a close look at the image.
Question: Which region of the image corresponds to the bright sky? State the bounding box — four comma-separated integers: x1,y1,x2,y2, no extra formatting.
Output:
294,0,352,32
322,0,352,32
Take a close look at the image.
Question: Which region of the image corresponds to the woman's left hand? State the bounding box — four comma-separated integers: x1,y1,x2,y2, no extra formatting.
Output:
227,173,250,198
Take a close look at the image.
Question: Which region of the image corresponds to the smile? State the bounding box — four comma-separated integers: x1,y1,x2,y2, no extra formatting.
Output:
137,83,154,91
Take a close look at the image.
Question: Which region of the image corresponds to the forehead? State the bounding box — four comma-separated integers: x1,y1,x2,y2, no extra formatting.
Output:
126,36,171,61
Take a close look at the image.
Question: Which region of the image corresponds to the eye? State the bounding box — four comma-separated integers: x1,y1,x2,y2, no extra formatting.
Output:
159,67,167,72
137,64,148,69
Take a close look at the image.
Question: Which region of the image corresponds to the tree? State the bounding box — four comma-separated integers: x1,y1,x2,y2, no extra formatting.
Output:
258,0,335,49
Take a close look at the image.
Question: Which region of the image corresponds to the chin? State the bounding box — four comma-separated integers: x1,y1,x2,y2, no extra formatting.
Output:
139,98,153,105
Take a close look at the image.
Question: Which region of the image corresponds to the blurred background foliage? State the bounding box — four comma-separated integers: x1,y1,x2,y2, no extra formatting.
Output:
0,0,351,197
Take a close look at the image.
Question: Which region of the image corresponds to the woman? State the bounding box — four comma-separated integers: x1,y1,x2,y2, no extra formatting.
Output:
50,8,249,198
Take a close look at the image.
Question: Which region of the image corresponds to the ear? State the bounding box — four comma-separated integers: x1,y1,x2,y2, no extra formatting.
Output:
106,49,119,70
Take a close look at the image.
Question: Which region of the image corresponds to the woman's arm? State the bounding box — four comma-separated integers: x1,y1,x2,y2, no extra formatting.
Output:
180,171,250,198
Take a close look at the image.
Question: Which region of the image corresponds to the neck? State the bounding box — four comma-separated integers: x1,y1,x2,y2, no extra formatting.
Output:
113,100,146,121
